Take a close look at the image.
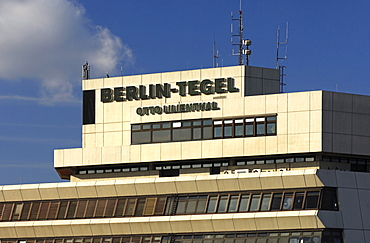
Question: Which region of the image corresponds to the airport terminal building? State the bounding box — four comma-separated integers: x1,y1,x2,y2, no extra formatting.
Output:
1,65,370,242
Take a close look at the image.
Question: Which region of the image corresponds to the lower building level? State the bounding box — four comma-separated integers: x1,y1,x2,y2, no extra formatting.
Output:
0,169,369,242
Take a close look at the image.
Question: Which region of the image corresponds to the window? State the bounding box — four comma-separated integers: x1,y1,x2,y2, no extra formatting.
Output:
282,193,294,210
270,193,282,211
131,115,277,144
0,189,334,222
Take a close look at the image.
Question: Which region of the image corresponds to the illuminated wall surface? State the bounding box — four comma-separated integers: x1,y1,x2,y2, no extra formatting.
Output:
1,65,370,242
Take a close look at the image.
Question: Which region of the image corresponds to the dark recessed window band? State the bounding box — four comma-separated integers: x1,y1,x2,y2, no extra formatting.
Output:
0,188,338,222
0,230,343,243
131,115,277,145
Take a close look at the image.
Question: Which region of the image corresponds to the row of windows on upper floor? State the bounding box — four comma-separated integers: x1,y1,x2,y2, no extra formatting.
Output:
76,155,316,176
131,116,276,145
0,230,343,243
0,188,337,222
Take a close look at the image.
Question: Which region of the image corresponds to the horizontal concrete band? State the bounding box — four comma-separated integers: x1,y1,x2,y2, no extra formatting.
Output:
0,211,336,239
0,169,331,202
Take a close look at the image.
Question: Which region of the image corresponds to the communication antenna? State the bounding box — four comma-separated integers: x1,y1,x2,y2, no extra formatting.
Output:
213,40,220,68
82,61,90,80
276,23,289,92
231,0,251,65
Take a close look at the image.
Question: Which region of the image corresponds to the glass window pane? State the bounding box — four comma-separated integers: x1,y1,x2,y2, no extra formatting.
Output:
66,201,77,219
293,192,305,210
152,130,171,143
245,124,254,136
207,196,218,213
256,117,265,122
196,197,207,214
193,128,202,140
193,120,202,126
154,197,167,215
239,194,250,212
185,198,197,214
282,193,294,210
321,189,338,210
249,194,261,212
124,198,136,216
20,202,31,220
57,201,68,219
173,128,191,141
267,123,276,134
114,199,126,217
217,196,228,213
305,191,320,209
12,203,23,220
203,126,212,139
256,123,265,135
260,193,271,211
94,199,107,218
266,116,276,121
235,124,243,137
162,122,171,128
203,119,212,126
214,126,222,138
176,198,187,215
228,195,239,212
132,125,141,130
132,131,151,144
75,200,87,218
46,202,58,219
134,198,146,216
105,199,116,217
245,118,254,122
143,198,156,216
271,193,282,210
85,200,97,218
224,126,232,137
142,124,151,129
214,120,223,125
182,121,191,127
152,124,161,129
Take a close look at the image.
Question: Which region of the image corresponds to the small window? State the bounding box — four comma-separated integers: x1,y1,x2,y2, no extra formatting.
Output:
282,193,294,210
217,196,228,213
293,192,305,210
305,191,320,209
260,193,272,211
207,196,218,213
271,193,283,211
249,194,261,212
228,195,239,212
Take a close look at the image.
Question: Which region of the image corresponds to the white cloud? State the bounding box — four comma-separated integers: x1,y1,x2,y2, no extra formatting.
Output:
0,0,133,103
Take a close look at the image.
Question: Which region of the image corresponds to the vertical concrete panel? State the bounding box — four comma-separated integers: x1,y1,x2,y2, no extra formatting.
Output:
337,188,363,229
343,230,365,243
358,189,370,230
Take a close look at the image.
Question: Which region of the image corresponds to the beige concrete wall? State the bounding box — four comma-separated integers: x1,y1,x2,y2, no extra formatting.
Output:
0,211,326,239
56,86,327,168
0,169,324,202
322,91,370,156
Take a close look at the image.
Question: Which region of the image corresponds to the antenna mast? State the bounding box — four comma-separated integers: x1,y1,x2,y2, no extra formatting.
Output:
276,23,289,92
231,0,251,65
82,61,90,80
213,40,220,68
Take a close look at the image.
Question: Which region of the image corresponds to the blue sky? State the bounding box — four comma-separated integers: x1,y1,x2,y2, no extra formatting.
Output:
0,0,369,185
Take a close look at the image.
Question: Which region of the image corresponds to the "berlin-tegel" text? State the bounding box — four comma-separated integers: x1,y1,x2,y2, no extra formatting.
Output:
136,102,220,116
101,78,239,102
